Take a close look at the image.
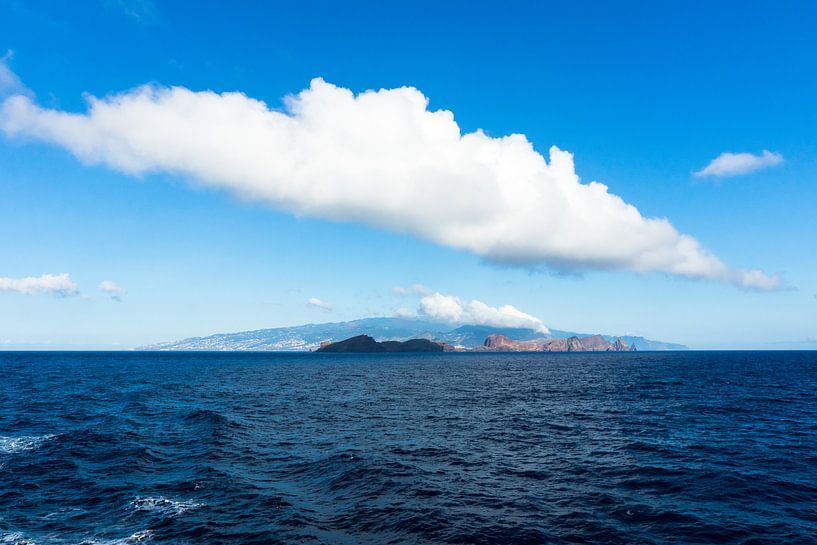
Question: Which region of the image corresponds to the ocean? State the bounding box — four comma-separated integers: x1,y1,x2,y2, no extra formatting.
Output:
1,351,816,544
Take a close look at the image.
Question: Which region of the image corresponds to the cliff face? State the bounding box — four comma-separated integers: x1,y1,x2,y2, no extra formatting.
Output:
482,334,633,352
483,335,547,351
541,336,585,352
578,334,610,351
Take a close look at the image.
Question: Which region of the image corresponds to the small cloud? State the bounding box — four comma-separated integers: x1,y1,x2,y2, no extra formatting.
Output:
99,280,125,301
0,273,79,297
307,297,332,311
394,307,415,318
418,291,549,334
729,269,784,292
694,150,783,178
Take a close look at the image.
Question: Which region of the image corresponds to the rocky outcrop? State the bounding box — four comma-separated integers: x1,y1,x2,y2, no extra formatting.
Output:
579,334,610,351
483,335,547,351
481,334,633,352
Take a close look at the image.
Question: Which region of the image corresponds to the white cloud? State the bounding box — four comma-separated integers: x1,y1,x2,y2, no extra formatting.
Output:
0,273,79,297
0,70,782,291
418,291,549,333
728,270,783,293
99,280,125,301
694,150,783,178
307,297,332,311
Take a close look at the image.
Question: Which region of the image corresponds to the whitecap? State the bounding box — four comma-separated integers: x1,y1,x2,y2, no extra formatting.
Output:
0,532,38,545
122,532,153,544
129,496,202,517
40,507,87,521
79,530,154,545
0,435,56,455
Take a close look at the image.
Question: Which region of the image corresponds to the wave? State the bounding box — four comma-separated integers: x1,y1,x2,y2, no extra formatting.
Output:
2,351,816,544
80,530,154,544
0,530,154,545
129,496,202,517
0,532,38,545
0,434,56,455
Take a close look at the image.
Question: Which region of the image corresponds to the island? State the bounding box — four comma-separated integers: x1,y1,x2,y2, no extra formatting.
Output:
140,317,683,351
316,335,447,353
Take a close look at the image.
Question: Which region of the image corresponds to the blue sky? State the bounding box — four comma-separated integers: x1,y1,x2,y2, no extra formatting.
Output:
0,0,815,349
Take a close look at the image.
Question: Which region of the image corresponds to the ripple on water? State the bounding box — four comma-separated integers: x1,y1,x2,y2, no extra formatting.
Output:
0,532,38,545
1,351,816,544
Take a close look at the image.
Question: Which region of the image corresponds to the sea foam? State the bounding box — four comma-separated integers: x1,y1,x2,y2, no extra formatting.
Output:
2,529,154,545
80,530,154,544
0,532,38,545
129,496,202,517
0,435,56,455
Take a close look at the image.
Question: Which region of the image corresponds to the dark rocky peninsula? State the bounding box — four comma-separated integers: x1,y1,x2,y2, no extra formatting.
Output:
316,335,446,353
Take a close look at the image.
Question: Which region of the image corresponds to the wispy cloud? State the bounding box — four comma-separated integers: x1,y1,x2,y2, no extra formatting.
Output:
106,0,158,22
99,280,125,301
413,290,549,333
0,51,28,98
307,297,332,311
0,273,79,297
392,284,431,296
0,68,782,291
694,150,783,178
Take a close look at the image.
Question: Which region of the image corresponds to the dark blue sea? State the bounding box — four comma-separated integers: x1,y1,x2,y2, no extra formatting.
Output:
1,351,816,545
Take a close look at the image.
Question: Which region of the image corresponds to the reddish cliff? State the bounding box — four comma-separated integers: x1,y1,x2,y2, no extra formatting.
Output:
481,334,632,352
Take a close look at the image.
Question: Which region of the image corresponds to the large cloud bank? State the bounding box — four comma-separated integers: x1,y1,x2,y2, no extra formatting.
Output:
0,273,79,297
0,70,780,290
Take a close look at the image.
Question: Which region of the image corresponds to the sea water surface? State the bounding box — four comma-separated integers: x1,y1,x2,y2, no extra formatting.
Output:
1,351,816,544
